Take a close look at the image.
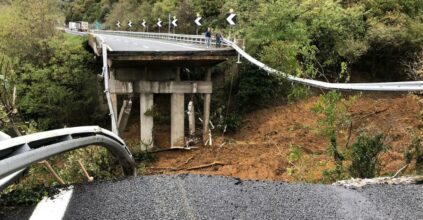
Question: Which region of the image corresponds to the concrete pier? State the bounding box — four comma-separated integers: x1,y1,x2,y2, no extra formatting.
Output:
140,93,154,150
171,94,185,148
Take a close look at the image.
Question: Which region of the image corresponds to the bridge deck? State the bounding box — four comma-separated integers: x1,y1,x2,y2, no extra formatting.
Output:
92,33,236,63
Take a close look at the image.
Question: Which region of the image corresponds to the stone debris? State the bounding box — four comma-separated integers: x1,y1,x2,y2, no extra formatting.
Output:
333,176,423,188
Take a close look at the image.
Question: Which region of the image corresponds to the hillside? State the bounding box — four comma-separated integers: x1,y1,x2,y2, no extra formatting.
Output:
136,92,423,183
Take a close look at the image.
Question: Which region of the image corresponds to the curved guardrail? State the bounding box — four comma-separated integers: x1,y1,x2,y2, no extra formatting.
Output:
0,126,136,191
90,30,423,91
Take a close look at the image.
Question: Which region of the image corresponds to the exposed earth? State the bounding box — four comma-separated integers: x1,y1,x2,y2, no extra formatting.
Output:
123,92,423,183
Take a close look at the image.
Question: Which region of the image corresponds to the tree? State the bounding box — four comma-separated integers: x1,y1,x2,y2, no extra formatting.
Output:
17,35,101,130
0,0,62,64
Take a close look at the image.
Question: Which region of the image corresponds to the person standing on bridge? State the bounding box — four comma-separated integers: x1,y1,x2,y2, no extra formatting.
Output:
215,32,222,48
205,28,211,48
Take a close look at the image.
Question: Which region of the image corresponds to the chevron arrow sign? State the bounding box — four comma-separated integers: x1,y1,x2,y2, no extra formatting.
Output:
172,18,178,27
195,17,202,26
226,13,236,25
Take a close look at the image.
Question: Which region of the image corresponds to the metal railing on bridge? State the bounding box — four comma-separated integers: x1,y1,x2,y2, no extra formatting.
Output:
90,30,423,92
91,30,231,48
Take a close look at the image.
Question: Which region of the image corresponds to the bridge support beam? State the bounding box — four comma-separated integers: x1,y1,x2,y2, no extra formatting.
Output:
140,93,154,150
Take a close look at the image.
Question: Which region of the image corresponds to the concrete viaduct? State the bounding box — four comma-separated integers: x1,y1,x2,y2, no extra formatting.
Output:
88,31,237,150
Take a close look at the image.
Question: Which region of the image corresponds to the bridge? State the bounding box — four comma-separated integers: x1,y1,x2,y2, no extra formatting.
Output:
88,30,423,151
88,30,237,150
2,29,423,193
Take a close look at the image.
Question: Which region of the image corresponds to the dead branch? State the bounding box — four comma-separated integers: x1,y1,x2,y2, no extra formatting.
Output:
185,161,227,171
150,161,227,171
393,164,409,178
355,108,388,121
77,160,94,182
177,154,197,168
345,121,353,149
39,160,65,185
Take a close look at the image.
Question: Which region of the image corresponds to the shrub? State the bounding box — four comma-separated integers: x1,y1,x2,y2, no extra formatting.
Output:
404,137,423,173
348,133,387,178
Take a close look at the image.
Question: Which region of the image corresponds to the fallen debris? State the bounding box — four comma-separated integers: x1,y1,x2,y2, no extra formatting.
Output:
333,176,423,188
151,161,227,171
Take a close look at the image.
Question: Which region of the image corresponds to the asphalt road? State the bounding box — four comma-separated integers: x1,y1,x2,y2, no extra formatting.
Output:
97,34,225,52
1,174,422,220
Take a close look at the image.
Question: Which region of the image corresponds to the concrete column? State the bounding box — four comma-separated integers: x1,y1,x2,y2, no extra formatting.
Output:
140,93,154,151
188,101,195,135
203,68,212,145
171,94,185,148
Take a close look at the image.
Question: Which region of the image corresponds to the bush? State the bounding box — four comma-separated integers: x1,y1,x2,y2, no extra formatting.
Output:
233,64,289,113
348,133,387,178
404,137,423,173
17,35,104,130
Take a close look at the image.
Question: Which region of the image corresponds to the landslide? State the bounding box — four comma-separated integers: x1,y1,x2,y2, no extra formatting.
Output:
124,92,423,183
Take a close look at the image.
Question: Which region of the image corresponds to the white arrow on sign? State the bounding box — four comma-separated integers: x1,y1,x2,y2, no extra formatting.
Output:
141,19,146,28
226,13,236,25
195,17,202,26
172,18,178,27
116,20,121,28
157,19,162,28
128,20,132,27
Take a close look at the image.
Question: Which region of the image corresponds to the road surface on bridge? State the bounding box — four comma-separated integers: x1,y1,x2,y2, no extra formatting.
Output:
96,33,227,52
2,174,422,220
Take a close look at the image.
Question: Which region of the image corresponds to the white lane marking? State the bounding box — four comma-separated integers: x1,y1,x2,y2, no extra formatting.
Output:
30,186,74,220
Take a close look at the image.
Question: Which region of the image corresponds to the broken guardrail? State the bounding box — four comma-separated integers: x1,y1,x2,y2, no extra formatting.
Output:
0,126,136,191
90,30,423,91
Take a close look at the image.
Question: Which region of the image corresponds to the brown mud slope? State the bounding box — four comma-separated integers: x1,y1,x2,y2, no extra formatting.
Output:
131,93,423,183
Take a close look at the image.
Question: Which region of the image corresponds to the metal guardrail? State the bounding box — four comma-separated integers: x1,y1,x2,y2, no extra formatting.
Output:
91,30,423,91
91,30,230,47
0,126,136,191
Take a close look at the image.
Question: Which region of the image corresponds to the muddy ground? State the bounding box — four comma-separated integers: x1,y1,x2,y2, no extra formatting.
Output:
123,92,423,183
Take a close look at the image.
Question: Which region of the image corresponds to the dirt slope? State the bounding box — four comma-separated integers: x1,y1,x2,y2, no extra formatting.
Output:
128,93,423,183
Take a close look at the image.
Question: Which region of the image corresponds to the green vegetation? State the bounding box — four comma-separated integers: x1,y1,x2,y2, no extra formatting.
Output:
348,133,387,178
404,137,423,174
0,0,421,196
18,35,102,130
60,0,423,133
